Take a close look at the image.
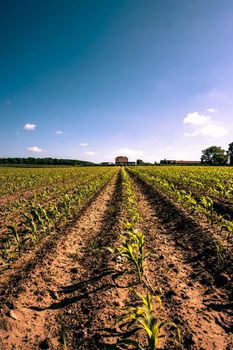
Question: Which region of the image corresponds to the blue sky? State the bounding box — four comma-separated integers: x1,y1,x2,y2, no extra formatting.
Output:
1,0,233,162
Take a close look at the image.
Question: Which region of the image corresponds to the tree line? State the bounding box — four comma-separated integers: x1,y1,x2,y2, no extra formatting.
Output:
0,157,95,166
201,142,233,165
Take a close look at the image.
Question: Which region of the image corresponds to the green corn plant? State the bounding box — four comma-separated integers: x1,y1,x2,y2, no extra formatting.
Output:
214,238,226,270
48,204,60,221
121,219,135,232
22,213,38,242
1,235,13,262
121,169,141,225
59,194,72,217
107,229,145,282
0,167,116,265
215,182,233,199
7,225,24,257
219,217,233,245
116,290,176,350
176,189,188,207
30,208,46,230
60,322,67,349
200,196,215,224
124,230,145,282
184,193,198,214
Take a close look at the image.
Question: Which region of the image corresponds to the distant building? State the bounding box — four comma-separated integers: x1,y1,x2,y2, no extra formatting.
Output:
115,156,128,165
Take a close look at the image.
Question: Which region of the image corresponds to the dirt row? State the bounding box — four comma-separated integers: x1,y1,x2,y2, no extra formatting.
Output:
0,172,125,349
0,171,103,207
0,169,232,349
161,178,233,220
130,173,233,350
0,172,106,233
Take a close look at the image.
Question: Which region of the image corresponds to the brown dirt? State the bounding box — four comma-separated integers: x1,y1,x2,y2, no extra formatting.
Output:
0,168,232,350
0,172,100,207
130,173,233,350
0,172,131,349
0,172,113,292
0,173,103,235
166,179,233,221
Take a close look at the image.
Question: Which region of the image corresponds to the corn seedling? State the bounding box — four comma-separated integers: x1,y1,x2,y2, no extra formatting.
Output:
116,290,175,350
107,228,145,282
214,239,226,270
60,322,67,349
7,225,24,257
0,167,116,265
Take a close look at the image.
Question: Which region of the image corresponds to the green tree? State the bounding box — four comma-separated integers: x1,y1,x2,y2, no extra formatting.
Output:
227,142,233,165
201,146,228,165
136,159,144,165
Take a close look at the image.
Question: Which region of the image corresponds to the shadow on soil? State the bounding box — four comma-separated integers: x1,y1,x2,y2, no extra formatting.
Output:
129,171,233,282
28,171,138,348
29,269,134,311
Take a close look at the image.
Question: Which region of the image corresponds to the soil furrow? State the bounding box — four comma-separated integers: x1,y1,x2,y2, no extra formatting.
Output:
0,175,112,302
130,173,233,350
58,171,137,350
159,179,233,220
0,172,123,349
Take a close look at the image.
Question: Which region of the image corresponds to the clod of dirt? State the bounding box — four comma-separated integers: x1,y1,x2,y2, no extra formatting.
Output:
200,275,213,286
39,338,50,349
165,289,177,299
76,328,88,339
215,273,231,286
70,267,78,273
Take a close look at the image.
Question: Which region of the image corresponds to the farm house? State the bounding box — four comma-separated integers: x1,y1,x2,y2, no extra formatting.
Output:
115,156,128,165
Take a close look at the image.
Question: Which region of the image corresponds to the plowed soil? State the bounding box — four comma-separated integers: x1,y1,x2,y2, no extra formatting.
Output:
0,173,129,349
130,173,233,350
0,169,232,350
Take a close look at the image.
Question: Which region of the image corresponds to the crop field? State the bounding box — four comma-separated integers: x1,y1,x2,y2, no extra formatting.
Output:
0,166,232,349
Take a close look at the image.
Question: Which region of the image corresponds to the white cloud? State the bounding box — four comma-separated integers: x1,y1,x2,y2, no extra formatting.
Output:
183,110,227,138
183,112,211,125
23,123,37,130
80,143,88,146
27,146,44,153
113,148,144,158
85,151,95,156
207,108,217,112
184,125,227,138
197,124,227,138
55,130,64,134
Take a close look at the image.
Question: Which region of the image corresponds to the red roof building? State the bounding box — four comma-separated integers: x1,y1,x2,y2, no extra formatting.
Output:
115,156,128,165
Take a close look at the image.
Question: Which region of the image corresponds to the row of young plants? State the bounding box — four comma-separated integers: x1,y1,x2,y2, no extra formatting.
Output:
0,167,112,210
129,167,233,269
0,167,116,268
0,167,86,196
0,167,109,235
140,166,233,203
106,168,180,349
0,167,111,233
